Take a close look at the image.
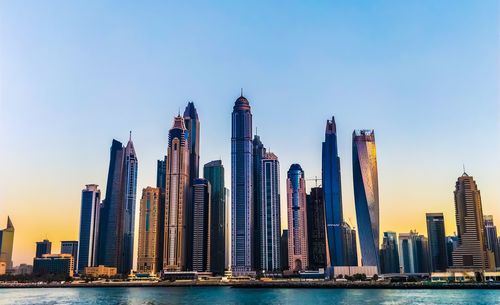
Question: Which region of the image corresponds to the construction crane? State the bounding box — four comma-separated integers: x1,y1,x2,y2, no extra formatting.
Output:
305,176,322,187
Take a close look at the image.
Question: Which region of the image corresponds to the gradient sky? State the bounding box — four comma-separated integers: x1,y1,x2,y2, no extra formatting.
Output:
1,1,499,266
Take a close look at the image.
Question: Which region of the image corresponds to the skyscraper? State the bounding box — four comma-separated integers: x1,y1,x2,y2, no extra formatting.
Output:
137,187,162,274
0,217,14,269
192,178,211,272
342,222,358,266
98,135,138,275
446,235,459,268
157,159,166,192
259,152,281,272
451,173,493,270
184,102,200,271
78,184,101,274
426,213,448,272
252,135,265,271
231,94,253,273
203,160,226,275
322,117,345,268
281,230,289,271
163,115,190,271
380,231,400,274
484,215,500,268
398,231,429,273
352,130,380,271
60,241,78,272
35,239,51,258
306,187,326,270
287,164,308,271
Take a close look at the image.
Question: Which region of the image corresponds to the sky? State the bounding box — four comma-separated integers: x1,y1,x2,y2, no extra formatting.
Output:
0,1,499,266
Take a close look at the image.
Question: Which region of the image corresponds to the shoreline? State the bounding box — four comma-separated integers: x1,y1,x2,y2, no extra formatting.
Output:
1,281,500,290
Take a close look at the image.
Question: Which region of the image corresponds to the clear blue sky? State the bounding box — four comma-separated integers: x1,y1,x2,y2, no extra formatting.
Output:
1,1,499,265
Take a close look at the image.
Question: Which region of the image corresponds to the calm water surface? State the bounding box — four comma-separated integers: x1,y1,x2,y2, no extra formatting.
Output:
1,287,500,305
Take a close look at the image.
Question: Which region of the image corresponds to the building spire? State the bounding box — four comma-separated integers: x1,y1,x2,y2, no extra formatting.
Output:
129,130,132,142
241,88,243,97
6,216,13,230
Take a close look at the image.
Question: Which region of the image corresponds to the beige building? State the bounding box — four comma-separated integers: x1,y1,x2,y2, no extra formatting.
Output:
137,187,162,274
84,265,117,277
451,173,494,271
0,261,6,275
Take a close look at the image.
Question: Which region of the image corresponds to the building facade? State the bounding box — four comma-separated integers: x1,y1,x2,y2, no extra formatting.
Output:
287,164,308,271
137,187,162,274
203,160,226,275
98,136,138,275
484,215,500,268
281,230,289,271
380,231,400,274
60,241,78,273
352,130,380,271
192,178,211,272
259,152,281,272
426,213,448,272
0,217,14,269
36,239,52,258
252,135,265,271
163,116,190,271
399,231,429,273
451,173,493,270
78,184,100,274
306,187,326,270
342,222,358,267
231,94,254,273
322,117,345,268
33,254,74,277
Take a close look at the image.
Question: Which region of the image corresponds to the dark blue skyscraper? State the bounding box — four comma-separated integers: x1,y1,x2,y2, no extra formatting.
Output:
98,136,138,275
184,102,200,271
352,130,380,271
426,213,448,272
322,117,345,268
231,94,253,273
253,135,265,271
77,184,101,274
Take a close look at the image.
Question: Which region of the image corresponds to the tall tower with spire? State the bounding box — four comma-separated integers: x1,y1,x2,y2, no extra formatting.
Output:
183,102,200,270
322,116,345,269
163,115,190,271
98,134,138,275
0,217,14,269
231,93,254,274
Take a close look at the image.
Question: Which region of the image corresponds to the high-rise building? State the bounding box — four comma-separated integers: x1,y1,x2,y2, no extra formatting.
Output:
36,239,51,258
451,173,493,270
380,231,400,274
225,188,231,270
231,94,253,273
157,159,166,192
446,235,459,268
137,187,162,274
163,116,190,271
322,117,345,268
484,215,500,268
252,135,265,271
398,231,429,273
426,213,448,272
184,102,200,271
60,241,78,273
352,130,380,271
98,135,138,275
0,217,14,269
192,178,211,272
78,184,101,274
203,160,226,275
306,187,326,270
287,164,308,271
259,152,281,272
281,230,289,271
342,222,358,267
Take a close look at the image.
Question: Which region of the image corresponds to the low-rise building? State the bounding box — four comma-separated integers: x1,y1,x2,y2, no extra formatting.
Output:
0,261,7,275
84,265,117,278
33,254,74,277
333,266,378,278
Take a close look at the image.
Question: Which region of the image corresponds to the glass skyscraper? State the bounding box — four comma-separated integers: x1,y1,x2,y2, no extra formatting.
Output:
259,152,281,272
306,187,326,270
426,213,448,272
287,164,308,271
184,102,200,271
322,117,345,268
380,231,400,274
352,130,380,271
484,215,500,268
252,135,265,271
203,160,226,275
231,94,254,273
78,184,101,274
192,178,211,272
0,217,14,269
98,136,138,275
163,116,190,271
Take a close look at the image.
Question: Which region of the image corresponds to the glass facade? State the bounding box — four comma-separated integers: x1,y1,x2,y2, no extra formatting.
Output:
426,213,448,272
380,231,400,274
307,187,326,270
352,130,380,271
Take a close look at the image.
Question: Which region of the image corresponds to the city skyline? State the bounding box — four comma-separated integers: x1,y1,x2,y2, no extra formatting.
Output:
1,1,499,266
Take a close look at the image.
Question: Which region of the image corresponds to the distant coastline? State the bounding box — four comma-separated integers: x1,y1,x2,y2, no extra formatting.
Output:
2,281,500,290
